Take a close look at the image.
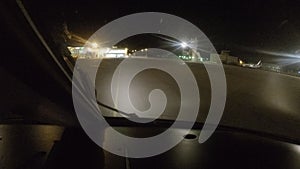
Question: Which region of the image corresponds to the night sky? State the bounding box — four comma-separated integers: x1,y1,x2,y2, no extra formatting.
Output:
24,0,300,63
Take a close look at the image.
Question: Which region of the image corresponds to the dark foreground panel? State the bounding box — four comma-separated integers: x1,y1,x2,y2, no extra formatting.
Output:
0,123,299,169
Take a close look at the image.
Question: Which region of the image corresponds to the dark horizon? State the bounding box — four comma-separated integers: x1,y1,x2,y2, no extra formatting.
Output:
23,0,300,64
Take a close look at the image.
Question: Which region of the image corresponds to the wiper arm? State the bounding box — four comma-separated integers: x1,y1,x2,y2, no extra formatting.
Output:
96,99,139,119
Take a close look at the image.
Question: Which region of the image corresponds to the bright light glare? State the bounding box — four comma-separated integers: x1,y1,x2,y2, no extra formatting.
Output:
181,42,188,48
293,145,300,154
256,49,300,59
91,42,98,48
